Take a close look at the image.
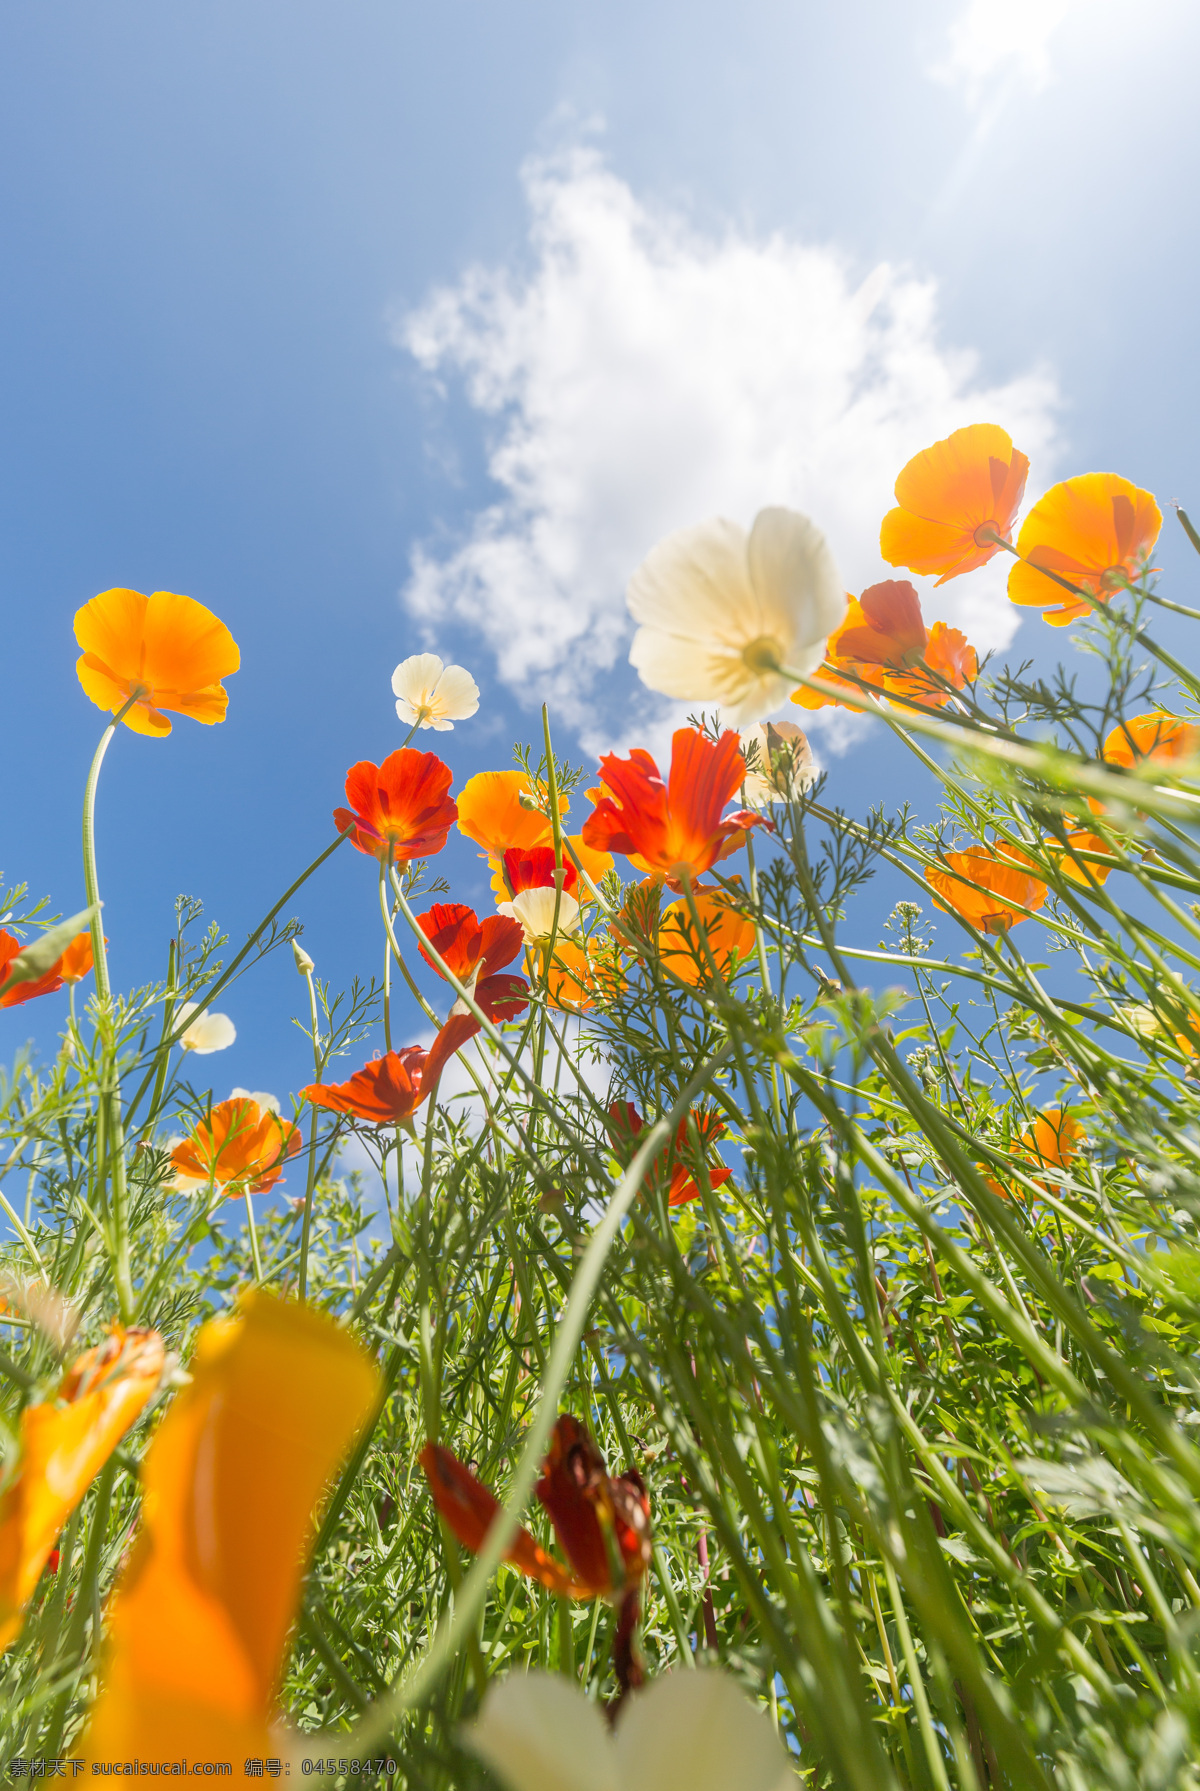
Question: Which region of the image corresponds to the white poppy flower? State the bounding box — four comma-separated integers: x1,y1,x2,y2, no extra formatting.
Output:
392,652,480,730
176,1001,237,1054
628,508,846,726
230,1087,281,1115
498,888,582,945
739,721,818,808
467,1667,796,1791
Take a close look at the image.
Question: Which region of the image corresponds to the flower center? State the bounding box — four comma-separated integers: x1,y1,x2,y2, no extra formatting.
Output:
740,636,783,675
1099,565,1129,593
973,521,1005,550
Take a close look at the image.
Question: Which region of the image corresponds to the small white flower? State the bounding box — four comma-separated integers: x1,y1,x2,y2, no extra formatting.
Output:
739,721,818,808
628,507,846,726
177,1001,237,1055
467,1667,795,1791
230,1087,281,1115
498,888,581,945
392,652,480,731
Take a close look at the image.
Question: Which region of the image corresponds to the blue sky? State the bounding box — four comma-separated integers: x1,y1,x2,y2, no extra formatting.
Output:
3,0,1199,1107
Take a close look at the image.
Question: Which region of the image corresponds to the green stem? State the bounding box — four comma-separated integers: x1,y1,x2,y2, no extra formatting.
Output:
80,701,139,1324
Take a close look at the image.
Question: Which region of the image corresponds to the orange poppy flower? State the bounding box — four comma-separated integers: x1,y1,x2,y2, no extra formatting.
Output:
608,1100,734,1207
0,1327,164,1652
544,936,625,1012
421,1413,651,1601
82,1292,377,1760
170,1098,300,1198
795,580,978,712
1101,711,1200,772
924,846,1048,935
880,424,1029,584
456,770,566,857
1008,474,1162,626
582,728,769,887
982,1109,1086,1200
1044,824,1113,887
55,934,95,984
333,750,457,862
303,1046,432,1125
657,883,757,986
74,588,240,737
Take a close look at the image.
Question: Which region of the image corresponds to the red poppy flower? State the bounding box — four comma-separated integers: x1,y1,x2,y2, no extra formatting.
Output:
880,424,1029,584
581,728,769,886
303,1047,432,1125
420,1414,651,1601
415,902,525,984
415,901,531,1080
535,1416,652,1596
501,845,578,899
333,750,457,862
0,931,95,1010
418,1443,584,1598
608,1100,734,1207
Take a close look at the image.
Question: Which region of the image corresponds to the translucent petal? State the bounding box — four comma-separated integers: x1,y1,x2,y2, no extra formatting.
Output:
466,1672,617,1791
619,1670,796,1791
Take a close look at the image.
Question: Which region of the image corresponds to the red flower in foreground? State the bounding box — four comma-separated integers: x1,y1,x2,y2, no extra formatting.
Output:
608,1100,734,1207
0,931,95,1010
582,727,769,886
420,1414,652,1601
333,750,457,862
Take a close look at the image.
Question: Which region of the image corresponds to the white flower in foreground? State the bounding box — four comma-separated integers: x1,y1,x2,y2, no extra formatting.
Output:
176,1001,236,1054
739,721,818,807
392,652,480,730
628,507,846,727
230,1087,281,1115
498,887,582,945
467,1667,795,1791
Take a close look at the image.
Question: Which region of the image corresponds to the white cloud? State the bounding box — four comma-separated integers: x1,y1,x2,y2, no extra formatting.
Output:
930,0,1076,94
397,149,1057,751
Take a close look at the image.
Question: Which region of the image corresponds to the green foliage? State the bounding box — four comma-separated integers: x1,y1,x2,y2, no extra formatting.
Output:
5,577,1200,1788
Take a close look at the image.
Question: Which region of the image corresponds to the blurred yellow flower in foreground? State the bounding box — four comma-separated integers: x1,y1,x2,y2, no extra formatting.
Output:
82,1292,377,1759
0,1327,165,1651
74,588,239,737
468,1666,796,1791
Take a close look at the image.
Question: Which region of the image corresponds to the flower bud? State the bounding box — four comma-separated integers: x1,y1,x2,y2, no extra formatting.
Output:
292,940,315,977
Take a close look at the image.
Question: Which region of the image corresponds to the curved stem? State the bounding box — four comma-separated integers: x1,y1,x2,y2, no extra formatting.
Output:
80,700,138,1322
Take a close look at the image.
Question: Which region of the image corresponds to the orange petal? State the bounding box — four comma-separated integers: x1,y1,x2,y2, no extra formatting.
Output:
82,1293,378,1756
0,1328,164,1650
457,771,563,857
